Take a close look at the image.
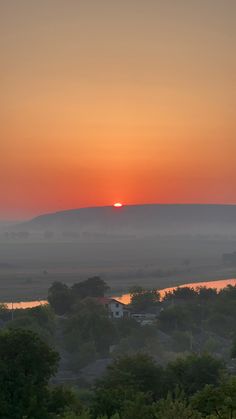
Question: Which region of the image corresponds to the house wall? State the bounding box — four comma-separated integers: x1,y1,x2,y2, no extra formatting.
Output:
109,301,124,318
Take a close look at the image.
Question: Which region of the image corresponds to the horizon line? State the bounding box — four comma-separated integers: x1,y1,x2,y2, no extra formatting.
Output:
1,201,236,223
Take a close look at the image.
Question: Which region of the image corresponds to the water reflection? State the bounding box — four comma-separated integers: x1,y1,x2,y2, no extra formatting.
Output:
5,300,47,310
115,278,236,305
2,278,236,309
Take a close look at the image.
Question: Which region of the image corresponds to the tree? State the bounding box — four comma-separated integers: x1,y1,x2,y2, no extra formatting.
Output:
71,277,109,300
121,392,155,419
129,286,160,312
113,324,161,358
163,287,198,304
48,385,83,417
159,304,197,333
155,394,202,419
7,305,56,344
205,312,234,338
60,411,91,419
197,286,217,301
0,303,10,321
191,377,236,418
164,354,224,396
92,354,163,417
0,328,59,418
64,298,115,365
48,281,72,315
231,336,236,358
115,317,140,340
100,353,162,395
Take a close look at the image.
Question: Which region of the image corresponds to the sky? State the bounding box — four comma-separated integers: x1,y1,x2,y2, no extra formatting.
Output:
1,0,236,219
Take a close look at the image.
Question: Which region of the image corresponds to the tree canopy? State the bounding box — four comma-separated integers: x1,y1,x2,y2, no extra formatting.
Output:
129,286,160,312
0,328,59,419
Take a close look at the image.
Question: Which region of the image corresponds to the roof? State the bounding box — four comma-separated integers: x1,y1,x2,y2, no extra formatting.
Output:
96,297,126,306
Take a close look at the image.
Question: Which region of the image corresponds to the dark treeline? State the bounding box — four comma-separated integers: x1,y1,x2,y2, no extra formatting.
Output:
1,278,236,417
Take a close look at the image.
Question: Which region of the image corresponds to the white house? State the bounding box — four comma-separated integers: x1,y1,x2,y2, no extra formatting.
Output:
97,297,129,319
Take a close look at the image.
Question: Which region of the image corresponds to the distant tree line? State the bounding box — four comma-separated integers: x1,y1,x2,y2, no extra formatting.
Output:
48,276,109,315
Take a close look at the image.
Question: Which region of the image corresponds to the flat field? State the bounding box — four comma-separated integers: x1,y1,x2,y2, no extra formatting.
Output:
0,236,236,301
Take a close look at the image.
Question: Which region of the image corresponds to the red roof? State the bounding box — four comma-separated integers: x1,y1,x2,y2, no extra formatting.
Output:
96,297,125,306
96,297,111,305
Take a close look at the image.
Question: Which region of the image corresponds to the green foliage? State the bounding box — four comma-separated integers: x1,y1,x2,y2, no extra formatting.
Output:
48,385,83,417
114,317,140,340
163,286,198,303
0,303,10,321
191,377,236,418
100,353,162,395
197,286,217,301
92,354,163,417
48,277,109,316
205,313,234,338
113,324,161,357
159,304,201,333
129,286,160,312
60,411,91,419
155,393,202,418
0,328,59,419
121,392,155,419
64,298,115,369
48,281,73,315
203,336,220,354
159,284,236,355
2,281,236,418
91,351,226,417
164,353,224,396
231,336,236,358
71,277,110,300
7,304,55,343
92,387,144,418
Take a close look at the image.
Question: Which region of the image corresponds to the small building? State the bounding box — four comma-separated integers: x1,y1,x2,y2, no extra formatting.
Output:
131,313,157,326
97,297,130,319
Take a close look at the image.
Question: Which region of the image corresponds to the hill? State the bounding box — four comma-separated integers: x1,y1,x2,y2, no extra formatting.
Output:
9,204,236,237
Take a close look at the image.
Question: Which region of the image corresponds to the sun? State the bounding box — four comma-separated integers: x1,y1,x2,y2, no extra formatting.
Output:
113,202,123,208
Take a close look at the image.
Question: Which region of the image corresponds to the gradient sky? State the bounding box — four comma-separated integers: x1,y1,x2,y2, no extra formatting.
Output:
1,0,236,219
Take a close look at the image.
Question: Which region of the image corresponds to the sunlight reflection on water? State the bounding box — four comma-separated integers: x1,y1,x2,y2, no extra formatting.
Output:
115,278,236,304
2,278,236,309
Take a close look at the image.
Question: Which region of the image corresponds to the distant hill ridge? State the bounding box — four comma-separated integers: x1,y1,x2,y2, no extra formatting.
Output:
12,204,236,236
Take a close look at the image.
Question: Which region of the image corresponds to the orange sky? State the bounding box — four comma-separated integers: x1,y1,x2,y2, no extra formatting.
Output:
1,1,236,219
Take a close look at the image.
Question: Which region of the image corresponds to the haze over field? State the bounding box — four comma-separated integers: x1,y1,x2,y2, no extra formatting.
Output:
4,204,236,237
1,204,236,301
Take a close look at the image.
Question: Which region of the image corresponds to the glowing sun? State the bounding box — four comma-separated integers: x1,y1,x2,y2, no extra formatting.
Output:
113,202,123,208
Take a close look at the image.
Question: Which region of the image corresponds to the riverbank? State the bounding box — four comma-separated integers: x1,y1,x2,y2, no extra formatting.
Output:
0,263,235,302
3,276,236,310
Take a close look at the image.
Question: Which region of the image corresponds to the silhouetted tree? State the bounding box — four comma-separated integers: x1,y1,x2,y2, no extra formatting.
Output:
129,286,160,312
71,276,109,300
64,298,115,365
191,377,236,418
164,354,224,396
0,329,59,419
93,353,163,417
48,281,72,315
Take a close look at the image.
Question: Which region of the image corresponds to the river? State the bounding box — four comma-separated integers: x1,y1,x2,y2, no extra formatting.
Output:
3,277,236,309
114,278,236,304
